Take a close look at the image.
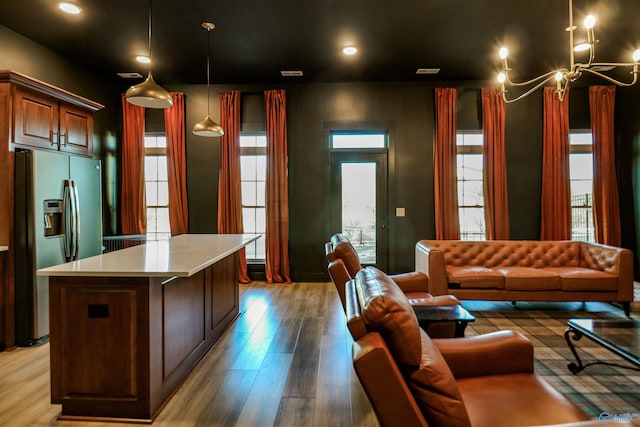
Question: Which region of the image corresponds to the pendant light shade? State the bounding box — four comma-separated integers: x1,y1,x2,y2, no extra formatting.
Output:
126,71,173,108
193,115,224,136
193,22,224,137
126,0,173,109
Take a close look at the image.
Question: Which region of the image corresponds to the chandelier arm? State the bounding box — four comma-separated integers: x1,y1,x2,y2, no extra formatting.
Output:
504,70,561,87
587,62,639,68
501,75,557,104
580,68,639,87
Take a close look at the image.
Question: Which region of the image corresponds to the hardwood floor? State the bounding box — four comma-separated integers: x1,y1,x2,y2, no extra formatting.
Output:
0,282,379,427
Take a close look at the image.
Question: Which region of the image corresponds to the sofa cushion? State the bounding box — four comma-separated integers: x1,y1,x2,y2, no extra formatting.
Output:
545,267,619,292
355,267,422,367
331,234,362,277
447,266,505,289
497,267,561,291
456,373,590,427
406,329,471,427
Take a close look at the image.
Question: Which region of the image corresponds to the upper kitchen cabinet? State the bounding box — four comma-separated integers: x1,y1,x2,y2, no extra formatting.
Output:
1,70,103,157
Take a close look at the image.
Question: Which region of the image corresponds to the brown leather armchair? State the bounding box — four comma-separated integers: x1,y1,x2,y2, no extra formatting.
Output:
348,266,604,427
325,233,459,310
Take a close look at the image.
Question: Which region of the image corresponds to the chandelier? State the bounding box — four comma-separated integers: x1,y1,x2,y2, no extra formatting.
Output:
496,0,640,103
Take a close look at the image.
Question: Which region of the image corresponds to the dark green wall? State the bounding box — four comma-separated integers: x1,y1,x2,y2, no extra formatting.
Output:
4,24,638,281
161,81,640,282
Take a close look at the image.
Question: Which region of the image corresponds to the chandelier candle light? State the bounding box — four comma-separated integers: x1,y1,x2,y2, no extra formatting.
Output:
497,0,640,103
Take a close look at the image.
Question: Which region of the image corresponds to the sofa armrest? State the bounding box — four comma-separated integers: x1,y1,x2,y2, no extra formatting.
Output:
579,242,634,302
415,241,448,296
389,271,430,294
434,330,534,379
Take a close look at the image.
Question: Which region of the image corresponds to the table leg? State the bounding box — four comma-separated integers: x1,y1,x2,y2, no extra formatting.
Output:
564,326,585,374
454,320,467,338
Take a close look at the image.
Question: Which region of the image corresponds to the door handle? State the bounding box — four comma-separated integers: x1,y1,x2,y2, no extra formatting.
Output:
63,181,72,260
70,180,80,260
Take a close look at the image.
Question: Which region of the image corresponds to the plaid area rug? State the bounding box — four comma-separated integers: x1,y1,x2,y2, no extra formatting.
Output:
462,302,640,422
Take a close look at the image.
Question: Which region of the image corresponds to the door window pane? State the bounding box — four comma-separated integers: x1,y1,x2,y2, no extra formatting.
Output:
341,162,376,264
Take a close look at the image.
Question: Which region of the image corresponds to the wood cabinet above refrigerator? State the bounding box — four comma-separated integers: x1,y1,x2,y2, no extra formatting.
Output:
1,70,104,157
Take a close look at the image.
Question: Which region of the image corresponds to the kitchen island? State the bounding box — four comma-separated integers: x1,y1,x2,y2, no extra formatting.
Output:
38,234,257,422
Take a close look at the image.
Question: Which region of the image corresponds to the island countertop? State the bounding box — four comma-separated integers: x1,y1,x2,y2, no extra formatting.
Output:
37,234,258,277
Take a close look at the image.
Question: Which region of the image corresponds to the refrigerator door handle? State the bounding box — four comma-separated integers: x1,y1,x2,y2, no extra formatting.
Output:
63,180,72,261
71,180,80,260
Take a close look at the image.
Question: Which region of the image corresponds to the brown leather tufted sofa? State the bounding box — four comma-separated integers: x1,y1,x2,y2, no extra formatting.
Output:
348,266,604,427
415,240,633,315
326,234,460,337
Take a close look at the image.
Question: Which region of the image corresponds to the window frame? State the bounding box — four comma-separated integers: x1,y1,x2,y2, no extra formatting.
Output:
456,132,486,241
569,131,595,242
144,133,171,241
239,133,267,262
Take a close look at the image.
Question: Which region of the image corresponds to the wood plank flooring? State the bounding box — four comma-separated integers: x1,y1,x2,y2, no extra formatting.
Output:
0,282,379,427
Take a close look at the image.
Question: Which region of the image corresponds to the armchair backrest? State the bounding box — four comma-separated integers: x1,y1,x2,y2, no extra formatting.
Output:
346,274,428,426
325,233,363,310
351,267,471,427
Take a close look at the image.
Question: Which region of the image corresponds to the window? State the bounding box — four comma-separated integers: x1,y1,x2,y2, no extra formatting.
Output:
144,135,171,241
240,134,266,261
569,132,594,242
331,132,386,149
456,132,485,241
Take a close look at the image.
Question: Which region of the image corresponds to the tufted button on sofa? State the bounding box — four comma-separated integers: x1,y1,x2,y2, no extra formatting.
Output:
348,266,606,427
415,240,633,315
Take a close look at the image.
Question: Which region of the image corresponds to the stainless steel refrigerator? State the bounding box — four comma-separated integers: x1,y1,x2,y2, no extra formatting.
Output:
15,149,103,346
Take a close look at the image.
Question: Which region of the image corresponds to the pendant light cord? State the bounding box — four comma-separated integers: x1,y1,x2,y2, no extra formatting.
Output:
206,26,211,115
148,0,153,68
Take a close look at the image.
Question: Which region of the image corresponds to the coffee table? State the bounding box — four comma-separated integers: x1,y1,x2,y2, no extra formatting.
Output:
412,305,475,337
564,318,640,374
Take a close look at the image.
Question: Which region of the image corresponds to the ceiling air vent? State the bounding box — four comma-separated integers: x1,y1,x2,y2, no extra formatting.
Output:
416,68,440,75
117,72,144,79
281,70,303,77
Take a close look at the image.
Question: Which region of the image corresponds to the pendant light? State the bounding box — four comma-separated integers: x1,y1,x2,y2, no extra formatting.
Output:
193,22,224,137
126,0,173,109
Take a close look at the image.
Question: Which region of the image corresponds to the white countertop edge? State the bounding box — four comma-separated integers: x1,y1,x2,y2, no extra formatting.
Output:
0,246,8,252
37,234,260,277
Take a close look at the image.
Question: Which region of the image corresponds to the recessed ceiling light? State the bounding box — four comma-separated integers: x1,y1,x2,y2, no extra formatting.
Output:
342,46,358,56
58,2,81,14
136,55,151,64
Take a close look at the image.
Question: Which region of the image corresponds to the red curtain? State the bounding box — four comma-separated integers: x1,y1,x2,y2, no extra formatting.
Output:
121,93,146,235
164,92,189,235
590,86,621,246
264,89,291,283
540,87,571,240
434,88,460,240
218,91,250,283
482,87,510,240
